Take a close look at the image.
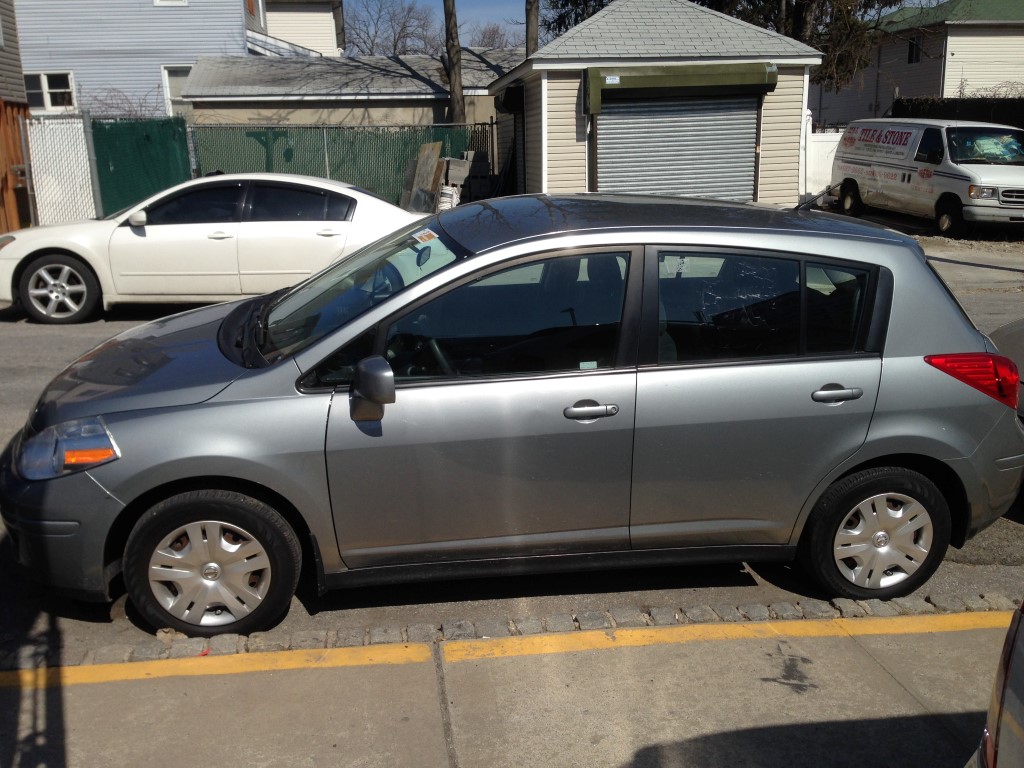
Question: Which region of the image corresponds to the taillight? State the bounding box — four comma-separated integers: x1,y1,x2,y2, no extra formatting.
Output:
925,353,1020,410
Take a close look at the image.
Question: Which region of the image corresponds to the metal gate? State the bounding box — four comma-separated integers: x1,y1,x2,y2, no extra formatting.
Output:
596,97,759,202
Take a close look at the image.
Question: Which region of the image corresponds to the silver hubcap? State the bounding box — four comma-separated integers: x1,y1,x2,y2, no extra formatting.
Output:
26,264,88,318
832,492,933,590
147,520,272,627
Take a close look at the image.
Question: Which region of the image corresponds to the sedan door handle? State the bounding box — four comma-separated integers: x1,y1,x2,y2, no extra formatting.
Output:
207,231,234,240
564,403,620,420
316,228,343,237
812,384,864,403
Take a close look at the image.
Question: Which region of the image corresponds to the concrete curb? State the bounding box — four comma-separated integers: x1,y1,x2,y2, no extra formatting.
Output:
3,589,1017,670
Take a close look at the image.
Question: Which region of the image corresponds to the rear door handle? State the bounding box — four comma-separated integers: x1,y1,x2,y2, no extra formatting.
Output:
564,403,619,420
207,231,234,240
812,384,864,403
316,229,343,237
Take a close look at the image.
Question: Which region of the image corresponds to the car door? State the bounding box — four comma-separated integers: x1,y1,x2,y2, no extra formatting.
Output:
108,181,244,295
630,247,882,548
322,248,642,568
237,182,353,295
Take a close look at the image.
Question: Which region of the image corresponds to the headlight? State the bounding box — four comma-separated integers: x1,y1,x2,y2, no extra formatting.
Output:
17,416,120,480
969,185,998,199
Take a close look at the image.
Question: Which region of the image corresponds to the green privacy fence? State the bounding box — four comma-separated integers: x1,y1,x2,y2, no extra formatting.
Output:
187,123,493,204
90,117,191,216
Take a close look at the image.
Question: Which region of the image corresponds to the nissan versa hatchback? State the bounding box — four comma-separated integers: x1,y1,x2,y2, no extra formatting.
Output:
2,194,1023,637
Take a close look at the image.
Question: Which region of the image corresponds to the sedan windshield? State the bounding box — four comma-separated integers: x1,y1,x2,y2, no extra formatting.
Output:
260,218,463,361
947,127,1024,165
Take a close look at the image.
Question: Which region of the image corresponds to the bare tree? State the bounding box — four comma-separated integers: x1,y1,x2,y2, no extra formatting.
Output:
469,22,517,48
526,0,539,55
345,0,441,56
443,0,465,123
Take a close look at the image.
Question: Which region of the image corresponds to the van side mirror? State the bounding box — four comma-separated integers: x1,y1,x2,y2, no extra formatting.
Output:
128,210,147,227
349,355,396,422
926,149,943,165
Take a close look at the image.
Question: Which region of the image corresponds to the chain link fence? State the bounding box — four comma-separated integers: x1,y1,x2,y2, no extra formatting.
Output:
188,123,494,205
24,119,494,224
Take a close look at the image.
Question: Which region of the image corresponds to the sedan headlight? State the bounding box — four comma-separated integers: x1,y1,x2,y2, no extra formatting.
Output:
17,416,120,481
969,185,998,200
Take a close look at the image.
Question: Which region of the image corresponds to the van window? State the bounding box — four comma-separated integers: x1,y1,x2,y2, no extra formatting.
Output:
914,128,944,164
947,127,1024,166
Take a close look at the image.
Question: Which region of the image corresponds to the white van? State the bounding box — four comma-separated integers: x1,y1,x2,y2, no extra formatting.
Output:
831,118,1024,235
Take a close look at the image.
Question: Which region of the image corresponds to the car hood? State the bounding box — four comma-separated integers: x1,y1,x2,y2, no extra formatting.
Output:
954,163,1024,185
3,217,117,248
30,302,244,430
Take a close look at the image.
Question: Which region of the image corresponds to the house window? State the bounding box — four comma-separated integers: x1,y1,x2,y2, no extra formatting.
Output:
908,35,922,64
24,73,75,111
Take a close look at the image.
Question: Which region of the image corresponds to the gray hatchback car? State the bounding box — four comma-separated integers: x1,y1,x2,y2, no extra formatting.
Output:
2,194,1023,637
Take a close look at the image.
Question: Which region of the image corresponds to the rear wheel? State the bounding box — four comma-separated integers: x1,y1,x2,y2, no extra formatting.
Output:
800,467,950,600
124,490,301,637
840,182,864,217
18,253,100,324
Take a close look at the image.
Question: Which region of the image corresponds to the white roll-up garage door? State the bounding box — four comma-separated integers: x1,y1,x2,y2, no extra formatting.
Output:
596,97,758,202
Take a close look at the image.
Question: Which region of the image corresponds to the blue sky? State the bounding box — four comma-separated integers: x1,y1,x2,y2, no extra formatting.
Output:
427,0,526,33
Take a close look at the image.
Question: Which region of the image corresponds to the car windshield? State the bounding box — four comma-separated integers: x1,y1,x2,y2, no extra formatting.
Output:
259,218,463,361
947,127,1024,165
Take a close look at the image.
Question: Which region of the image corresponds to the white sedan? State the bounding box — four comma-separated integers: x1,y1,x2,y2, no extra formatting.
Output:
0,173,424,323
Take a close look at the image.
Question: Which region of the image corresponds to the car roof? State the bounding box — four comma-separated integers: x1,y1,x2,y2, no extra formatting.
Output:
847,118,1021,131
191,172,355,189
435,194,915,255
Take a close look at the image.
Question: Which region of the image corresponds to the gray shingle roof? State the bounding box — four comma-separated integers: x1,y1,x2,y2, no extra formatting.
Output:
183,48,524,100
535,0,819,60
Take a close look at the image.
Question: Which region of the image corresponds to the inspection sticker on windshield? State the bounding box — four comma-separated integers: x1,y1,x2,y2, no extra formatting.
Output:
413,228,440,244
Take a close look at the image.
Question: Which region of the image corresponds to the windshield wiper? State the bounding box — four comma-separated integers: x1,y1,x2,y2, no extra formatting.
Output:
217,289,288,369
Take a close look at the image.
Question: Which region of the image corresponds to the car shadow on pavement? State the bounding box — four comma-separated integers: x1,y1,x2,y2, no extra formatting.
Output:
627,713,982,767
0,303,203,325
0,533,69,767
299,563,760,615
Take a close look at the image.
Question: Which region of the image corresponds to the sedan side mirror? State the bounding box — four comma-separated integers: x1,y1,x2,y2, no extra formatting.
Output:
349,355,396,422
128,210,147,227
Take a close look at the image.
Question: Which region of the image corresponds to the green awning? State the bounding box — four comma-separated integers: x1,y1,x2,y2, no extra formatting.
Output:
586,63,778,114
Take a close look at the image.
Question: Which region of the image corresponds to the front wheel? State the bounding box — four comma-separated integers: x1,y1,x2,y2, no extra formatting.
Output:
799,467,950,600
123,490,301,637
18,254,100,324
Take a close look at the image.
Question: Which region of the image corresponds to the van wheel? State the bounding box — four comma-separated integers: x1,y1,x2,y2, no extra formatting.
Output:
799,467,950,600
936,199,964,237
840,183,863,217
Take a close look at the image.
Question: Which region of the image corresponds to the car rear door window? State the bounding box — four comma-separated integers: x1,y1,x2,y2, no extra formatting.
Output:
655,251,871,363
384,251,632,379
247,183,353,222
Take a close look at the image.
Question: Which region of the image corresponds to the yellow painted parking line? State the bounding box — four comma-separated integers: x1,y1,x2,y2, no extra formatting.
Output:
0,612,1011,689
441,611,1014,663
0,643,432,690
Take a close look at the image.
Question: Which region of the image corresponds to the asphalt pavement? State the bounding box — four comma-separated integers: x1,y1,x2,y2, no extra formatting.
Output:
0,612,1010,768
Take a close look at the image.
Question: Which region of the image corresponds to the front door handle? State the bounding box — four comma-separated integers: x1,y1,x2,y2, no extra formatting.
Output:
316,229,343,237
564,403,620,420
207,231,234,240
812,384,864,403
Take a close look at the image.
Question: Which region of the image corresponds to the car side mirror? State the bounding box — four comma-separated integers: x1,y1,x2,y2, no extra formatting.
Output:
349,355,396,422
128,210,147,227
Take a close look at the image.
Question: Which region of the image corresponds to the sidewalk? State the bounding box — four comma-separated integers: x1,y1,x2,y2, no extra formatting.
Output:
0,612,1010,768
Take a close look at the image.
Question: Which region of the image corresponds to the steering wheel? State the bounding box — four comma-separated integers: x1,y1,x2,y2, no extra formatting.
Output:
372,261,404,301
427,338,456,376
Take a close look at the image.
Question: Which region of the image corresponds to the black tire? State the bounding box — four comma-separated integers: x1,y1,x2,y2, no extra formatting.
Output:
840,182,864,217
935,198,964,238
799,467,950,600
18,253,100,324
123,490,301,637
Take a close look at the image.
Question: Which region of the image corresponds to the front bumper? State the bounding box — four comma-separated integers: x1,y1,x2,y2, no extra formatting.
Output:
963,204,1024,225
0,440,124,601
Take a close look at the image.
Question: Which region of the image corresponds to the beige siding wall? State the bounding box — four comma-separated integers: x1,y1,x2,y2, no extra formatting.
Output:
545,71,587,193
812,30,944,125
944,26,1024,96
190,100,449,125
757,67,806,205
267,5,338,56
525,75,543,193
0,0,25,103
